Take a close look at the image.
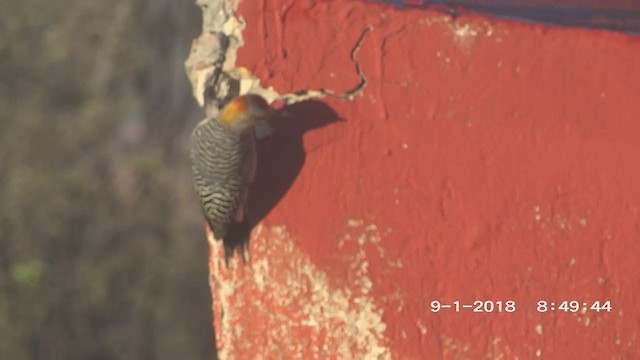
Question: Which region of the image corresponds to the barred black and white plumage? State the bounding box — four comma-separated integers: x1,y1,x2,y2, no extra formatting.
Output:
190,118,256,240
189,94,273,266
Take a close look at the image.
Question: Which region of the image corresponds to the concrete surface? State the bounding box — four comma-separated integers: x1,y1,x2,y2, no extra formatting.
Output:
201,0,640,358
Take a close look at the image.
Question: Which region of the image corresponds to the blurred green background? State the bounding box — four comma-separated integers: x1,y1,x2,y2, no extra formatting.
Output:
0,0,215,359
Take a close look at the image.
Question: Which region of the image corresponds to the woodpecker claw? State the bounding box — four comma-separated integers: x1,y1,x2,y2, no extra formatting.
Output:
223,243,234,268
241,243,250,264
205,221,216,246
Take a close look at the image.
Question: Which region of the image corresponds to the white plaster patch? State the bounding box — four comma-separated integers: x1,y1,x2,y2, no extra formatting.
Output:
441,336,470,357
452,23,479,39
488,337,518,359
535,324,543,335
532,205,588,232
417,320,427,335
449,20,494,53
210,224,391,359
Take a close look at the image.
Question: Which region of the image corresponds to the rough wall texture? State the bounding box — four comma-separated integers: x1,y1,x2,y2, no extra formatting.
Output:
190,0,640,358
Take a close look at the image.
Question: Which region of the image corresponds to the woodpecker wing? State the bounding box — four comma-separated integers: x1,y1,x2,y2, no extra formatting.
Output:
190,117,257,241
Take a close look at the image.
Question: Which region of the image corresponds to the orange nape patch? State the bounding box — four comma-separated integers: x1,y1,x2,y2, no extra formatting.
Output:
219,96,249,124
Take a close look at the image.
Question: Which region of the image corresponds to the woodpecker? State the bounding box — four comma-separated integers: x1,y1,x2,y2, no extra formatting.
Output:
190,94,275,266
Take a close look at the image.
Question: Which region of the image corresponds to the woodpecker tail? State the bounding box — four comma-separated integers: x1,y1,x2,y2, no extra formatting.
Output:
222,218,252,267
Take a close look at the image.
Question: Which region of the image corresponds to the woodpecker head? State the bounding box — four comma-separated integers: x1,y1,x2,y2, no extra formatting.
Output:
218,94,275,132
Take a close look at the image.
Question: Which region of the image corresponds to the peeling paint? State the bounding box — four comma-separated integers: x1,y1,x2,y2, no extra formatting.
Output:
185,0,247,110
188,4,374,110
452,22,479,39
209,224,391,359
278,26,374,105
441,336,470,358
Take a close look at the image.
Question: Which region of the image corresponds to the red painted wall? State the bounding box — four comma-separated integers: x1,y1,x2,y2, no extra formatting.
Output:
209,0,640,358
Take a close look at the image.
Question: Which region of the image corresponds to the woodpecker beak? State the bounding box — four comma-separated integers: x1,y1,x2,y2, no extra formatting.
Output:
253,107,283,139
253,105,292,126
265,108,287,126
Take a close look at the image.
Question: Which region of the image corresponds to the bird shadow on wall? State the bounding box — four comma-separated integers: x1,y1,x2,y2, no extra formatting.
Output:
225,100,342,260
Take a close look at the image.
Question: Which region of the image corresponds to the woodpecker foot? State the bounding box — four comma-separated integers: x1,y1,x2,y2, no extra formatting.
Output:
205,221,215,246
241,242,250,264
